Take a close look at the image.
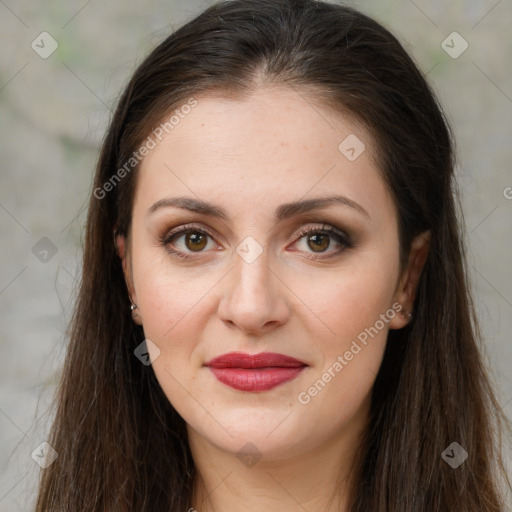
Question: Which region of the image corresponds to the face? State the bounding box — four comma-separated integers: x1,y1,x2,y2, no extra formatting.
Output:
116,85,428,461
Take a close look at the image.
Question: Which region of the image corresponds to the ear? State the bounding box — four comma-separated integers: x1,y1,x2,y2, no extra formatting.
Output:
115,232,143,325
389,230,431,330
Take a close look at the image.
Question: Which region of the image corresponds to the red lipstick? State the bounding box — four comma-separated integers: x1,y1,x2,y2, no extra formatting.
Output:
204,352,307,392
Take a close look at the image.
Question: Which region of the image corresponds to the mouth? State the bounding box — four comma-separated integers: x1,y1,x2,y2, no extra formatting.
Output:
204,351,308,392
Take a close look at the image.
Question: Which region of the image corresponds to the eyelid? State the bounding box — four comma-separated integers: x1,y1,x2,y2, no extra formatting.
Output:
163,222,217,241
292,223,351,245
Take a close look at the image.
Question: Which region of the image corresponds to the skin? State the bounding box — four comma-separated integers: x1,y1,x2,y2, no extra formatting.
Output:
116,85,430,512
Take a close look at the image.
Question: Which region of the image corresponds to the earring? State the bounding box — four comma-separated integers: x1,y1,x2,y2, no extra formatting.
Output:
130,301,140,322
400,309,413,320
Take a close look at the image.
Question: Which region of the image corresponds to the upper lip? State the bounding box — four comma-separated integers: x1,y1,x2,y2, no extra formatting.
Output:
204,351,307,369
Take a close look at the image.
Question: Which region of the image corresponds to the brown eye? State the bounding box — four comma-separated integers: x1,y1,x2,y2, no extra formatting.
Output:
184,232,208,252
160,225,217,260
293,224,353,260
306,233,330,252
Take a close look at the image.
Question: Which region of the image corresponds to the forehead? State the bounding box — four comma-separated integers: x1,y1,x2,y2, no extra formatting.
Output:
134,86,393,224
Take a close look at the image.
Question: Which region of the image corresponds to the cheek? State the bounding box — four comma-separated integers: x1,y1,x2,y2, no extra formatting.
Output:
134,263,212,347
293,252,399,343
133,263,212,415
290,252,398,414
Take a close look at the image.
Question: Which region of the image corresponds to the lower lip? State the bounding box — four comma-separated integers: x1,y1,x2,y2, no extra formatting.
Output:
208,367,306,391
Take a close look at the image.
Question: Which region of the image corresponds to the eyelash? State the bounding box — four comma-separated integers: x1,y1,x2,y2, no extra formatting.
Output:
159,223,353,261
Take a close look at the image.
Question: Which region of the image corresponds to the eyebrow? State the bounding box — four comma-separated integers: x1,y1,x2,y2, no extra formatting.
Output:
147,194,370,221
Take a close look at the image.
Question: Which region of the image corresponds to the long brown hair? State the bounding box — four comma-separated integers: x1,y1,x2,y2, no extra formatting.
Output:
35,1,511,510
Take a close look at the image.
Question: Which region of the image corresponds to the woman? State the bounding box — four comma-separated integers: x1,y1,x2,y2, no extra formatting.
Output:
35,0,511,510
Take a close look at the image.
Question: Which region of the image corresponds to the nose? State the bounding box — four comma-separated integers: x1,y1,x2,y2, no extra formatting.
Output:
217,248,291,336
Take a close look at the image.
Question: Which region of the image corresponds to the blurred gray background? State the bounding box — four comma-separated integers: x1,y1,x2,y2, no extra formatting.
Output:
0,1,511,510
